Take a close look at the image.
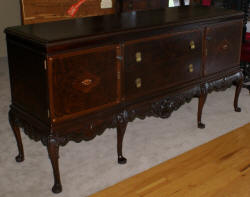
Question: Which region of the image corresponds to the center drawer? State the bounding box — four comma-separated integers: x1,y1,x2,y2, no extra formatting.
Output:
124,30,202,100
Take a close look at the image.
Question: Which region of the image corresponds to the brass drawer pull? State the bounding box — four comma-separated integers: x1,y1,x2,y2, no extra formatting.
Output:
190,41,196,50
136,52,142,63
135,78,142,88
81,79,92,86
189,64,194,73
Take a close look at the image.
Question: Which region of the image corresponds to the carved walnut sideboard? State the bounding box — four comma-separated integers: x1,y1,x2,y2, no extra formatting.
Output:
5,6,244,193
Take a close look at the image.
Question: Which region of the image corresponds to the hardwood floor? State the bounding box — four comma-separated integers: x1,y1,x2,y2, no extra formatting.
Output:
90,123,250,197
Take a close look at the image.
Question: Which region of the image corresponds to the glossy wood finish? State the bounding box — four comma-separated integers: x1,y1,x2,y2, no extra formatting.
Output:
6,6,243,45
8,109,25,162
205,21,243,76
124,30,202,100
234,78,243,112
47,136,62,193
49,45,120,120
20,0,117,24
198,86,207,129
117,123,128,164
5,6,244,193
6,41,48,123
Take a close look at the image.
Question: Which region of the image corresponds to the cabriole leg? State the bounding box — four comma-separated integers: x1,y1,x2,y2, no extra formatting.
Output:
47,136,62,194
234,79,243,112
198,87,207,129
117,123,127,164
8,109,24,162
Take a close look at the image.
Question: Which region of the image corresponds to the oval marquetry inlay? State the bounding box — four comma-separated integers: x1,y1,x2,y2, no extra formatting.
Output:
219,40,230,52
81,79,92,86
72,72,100,94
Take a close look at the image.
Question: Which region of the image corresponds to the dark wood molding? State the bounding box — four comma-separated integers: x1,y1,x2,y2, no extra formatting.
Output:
9,71,243,148
47,135,62,193
205,72,243,93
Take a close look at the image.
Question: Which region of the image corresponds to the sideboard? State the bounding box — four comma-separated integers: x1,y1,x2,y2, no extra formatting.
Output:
5,6,244,193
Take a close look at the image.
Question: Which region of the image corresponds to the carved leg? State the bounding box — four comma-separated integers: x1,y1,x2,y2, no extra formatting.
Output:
8,110,24,162
234,79,243,112
198,87,207,129
47,136,62,194
117,123,127,164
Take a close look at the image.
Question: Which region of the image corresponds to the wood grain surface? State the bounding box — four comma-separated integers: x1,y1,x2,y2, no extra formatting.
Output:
20,0,116,24
5,6,244,193
90,123,250,197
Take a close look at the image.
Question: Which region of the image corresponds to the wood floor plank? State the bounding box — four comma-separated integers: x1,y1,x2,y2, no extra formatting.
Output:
90,123,250,197
205,169,250,197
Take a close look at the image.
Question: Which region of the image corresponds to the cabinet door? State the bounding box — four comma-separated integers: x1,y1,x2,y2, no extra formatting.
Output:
205,21,242,76
48,45,120,120
124,30,202,100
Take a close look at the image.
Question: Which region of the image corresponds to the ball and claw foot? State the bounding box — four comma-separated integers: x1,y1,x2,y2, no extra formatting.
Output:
15,154,24,163
118,156,127,164
198,122,206,129
52,184,62,194
235,107,241,112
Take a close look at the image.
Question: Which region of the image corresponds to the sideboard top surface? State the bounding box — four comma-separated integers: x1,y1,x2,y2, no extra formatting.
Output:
5,6,243,45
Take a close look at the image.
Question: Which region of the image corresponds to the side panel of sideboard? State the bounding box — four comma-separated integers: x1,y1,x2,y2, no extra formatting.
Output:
6,39,48,124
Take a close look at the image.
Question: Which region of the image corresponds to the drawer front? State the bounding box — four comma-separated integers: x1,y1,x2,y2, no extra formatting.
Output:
205,21,242,76
49,45,120,119
124,30,202,99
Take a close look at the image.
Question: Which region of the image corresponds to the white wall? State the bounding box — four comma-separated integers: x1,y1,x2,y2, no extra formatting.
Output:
172,0,190,6
247,23,250,32
169,0,175,7
0,1,21,57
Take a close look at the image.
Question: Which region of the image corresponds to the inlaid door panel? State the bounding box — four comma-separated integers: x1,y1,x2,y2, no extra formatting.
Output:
124,30,202,99
48,45,120,119
205,21,243,76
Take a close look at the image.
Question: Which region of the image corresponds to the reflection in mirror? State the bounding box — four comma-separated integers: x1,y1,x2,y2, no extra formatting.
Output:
169,0,224,7
170,0,190,7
